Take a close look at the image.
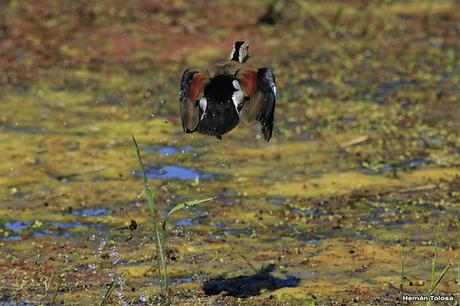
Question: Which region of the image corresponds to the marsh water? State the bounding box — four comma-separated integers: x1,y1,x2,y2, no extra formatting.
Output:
0,1,459,305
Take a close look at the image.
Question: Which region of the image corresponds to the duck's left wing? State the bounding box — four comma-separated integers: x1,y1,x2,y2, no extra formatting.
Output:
179,69,209,133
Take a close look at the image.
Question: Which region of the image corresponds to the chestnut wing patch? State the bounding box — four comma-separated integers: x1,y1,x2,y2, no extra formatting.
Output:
179,69,209,133
237,69,258,96
188,73,208,101
237,67,277,141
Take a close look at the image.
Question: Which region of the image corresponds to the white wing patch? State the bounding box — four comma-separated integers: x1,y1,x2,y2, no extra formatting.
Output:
273,86,277,96
232,80,244,115
199,97,207,120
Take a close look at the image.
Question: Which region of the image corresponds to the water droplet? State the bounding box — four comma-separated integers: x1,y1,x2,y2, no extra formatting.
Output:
139,293,147,302
110,246,120,264
89,234,96,241
98,240,106,252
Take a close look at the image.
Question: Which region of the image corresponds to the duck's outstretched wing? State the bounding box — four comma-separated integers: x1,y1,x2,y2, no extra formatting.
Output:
237,67,277,141
179,69,209,133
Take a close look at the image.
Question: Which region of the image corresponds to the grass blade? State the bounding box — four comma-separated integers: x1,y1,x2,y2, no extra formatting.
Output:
51,278,62,306
457,219,460,300
162,197,215,241
132,135,157,216
427,223,440,306
132,136,167,294
99,281,114,306
401,240,405,303
426,260,452,297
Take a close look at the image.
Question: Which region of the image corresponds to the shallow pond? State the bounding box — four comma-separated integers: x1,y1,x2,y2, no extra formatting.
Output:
0,1,459,305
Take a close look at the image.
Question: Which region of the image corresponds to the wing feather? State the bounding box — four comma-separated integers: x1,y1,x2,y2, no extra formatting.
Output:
237,67,276,141
179,69,208,133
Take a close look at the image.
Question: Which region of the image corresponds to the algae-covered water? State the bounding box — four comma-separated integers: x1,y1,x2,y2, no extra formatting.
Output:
0,1,459,305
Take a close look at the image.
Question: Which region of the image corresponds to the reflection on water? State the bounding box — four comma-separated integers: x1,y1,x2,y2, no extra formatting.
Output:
136,165,211,181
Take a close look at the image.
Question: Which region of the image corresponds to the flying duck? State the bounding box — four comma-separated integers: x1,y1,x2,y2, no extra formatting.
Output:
179,41,277,141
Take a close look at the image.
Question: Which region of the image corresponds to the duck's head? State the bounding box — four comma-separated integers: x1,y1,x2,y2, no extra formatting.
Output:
229,41,249,63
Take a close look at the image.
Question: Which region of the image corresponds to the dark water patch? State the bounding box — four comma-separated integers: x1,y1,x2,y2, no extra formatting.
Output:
0,122,45,134
53,222,89,229
292,133,316,141
304,79,335,90
137,165,211,181
175,218,193,227
203,264,299,298
32,230,73,238
2,221,95,239
172,276,195,284
4,235,22,241
71,208,108,217
309,170,325,178
362,158,431,174
145,146,192,156
0,299,36,306
30,221,104,238
268,197,287,206
339,116,356,124
290,207,331,217
4,221,31,232
398,159,431,170
382,159,431,172
32,230,52,238
209,227,251,240
105,94,123,105
378,80,413,96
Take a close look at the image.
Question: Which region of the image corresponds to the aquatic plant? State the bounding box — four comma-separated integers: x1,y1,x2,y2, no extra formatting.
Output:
132,136,214,297
401,225,455,306
426,223,440,306
457,219,460,301
424,224,453,304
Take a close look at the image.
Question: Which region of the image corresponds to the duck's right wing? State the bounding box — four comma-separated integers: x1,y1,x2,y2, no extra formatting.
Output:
237,67,277,141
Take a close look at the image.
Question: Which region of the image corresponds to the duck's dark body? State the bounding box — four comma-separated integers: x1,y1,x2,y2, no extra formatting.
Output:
179,41,277,141
197,75,240,139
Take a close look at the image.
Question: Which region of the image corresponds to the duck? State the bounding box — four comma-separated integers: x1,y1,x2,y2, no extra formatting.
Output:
179,41,277,141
